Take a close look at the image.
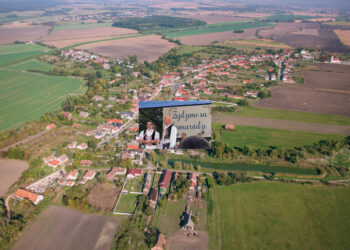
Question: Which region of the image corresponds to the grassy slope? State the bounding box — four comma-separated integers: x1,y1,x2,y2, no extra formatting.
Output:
53,22,113,31
219,124,345,149
0,44,50,66
208,182,350,250
217,106,350,126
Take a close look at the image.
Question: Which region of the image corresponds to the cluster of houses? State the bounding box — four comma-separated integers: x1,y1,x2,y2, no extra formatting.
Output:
44,154,69,169
61,50,111,70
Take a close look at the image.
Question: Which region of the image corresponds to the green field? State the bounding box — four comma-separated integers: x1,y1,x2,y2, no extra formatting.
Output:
115,194,138,214
175,45,205,55
157,199,187,235
0,43,50,66
53,22,113,31
323,21,350,26
7,59,53,72
165,22,274,38
219,124,345,149
216,106,350,126
169,159,319,176
217,39,291,49
208,182,350,250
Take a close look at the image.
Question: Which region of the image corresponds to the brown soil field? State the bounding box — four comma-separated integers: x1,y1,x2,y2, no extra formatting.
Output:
13,205,120,250
0,25,49,45
255,63,350,117
258,23,350,53
179,27,260,45
334,30,350,46
167,230,209,250
77,34,177,62
40,27,137,48
87,183,120,211
0,159,28,196
212,114,350,135
0,22,32,28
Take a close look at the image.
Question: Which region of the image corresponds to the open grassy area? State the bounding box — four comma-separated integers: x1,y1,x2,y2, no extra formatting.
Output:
220,39,291,49
0,43,50,66
324,21,350,26
115,194,138,214
175,45,205,55
165,21,274,38
53,22,113,31
0,66,84,131
219,124,345,149
208,182,350,250
218,106,350,126
7,59,53,72
157,199,187,235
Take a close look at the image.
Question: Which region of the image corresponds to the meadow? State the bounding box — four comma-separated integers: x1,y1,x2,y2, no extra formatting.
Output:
53,22,113,31
165,21,274,38
208,182,350,250
115,194,138,214
218,124,344,149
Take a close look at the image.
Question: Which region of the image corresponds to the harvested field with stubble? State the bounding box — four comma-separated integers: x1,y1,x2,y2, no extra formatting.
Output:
13,205,120,250
88,183,121,211
0,25,49,45
179,27,260,45
167,230,209,250
256,63,350,117
334,29,350,46
77,35,177,62
40,26,138,48
0,159,28,196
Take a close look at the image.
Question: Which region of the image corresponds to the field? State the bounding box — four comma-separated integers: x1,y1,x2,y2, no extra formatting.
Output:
53,22,113,31
208,182,350,250
13,205,120,250
158,199,187,235
258,22,350,53
221,39,292,49
40,26,138,48
334,29,350,46
215,106,350,126
0,43,50,66
167,230,209,250
0,25,49,45
115,194,138,214
165,21,274,38
179,27,260,46
0,159,28,196
174,13,252,24
87,183,121,211
256,63,350,117
219,124,345,149
77,34,177,62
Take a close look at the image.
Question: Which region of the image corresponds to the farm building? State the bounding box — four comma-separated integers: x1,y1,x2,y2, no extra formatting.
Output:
159,170,172,195
15,189,43,205
80,170,96,184
149,188,158,209
127,169,143,179
106,167,126,181
66,170,78,180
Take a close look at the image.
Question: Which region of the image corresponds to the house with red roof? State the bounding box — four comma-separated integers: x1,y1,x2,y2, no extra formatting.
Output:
159,170,172,195
15,189,43,205
67,170,78,180
127,168,143,179
46,123,56,131
107,167,126,181
80,170,96,184
48,160,60,169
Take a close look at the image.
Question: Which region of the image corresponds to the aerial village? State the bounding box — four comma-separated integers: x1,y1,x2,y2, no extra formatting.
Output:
12,45,322,246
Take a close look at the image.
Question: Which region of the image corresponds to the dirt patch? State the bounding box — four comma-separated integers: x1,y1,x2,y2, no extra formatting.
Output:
334,30,350,46
212,114,350,135
0,159,28,196
13,205,120,250
167,230,209,250
0,26,49,45
87,183,120,211
179,27,260,45
77,34,177,62
40,27,137,48
255,63,350,117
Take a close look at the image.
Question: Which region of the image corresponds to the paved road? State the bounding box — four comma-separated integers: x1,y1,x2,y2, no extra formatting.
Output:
213,114,350,135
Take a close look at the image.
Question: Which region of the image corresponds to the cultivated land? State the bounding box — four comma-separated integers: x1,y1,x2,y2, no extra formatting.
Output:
213,115,350,135
77,35,177,62
258,22,350,53
179,28,260,46
221,39,292,49
256,63,350,117
0,159,28,196
219,124,346,149
167,230,209,250
87,183,121,211
208,182,350,250
40,26,138,48
13,205,120,250
334,29,350,46
0,25,49,45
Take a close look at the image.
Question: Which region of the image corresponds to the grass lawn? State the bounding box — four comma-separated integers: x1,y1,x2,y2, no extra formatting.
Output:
218,124,344,149
53,22,113,31
208,182,350,250
218,106,350,126
0,67,84,131
124,176,144,192
175,45,205,55
157,199,187,235
0,43,50,66
7,59,53,72
115,194,138,214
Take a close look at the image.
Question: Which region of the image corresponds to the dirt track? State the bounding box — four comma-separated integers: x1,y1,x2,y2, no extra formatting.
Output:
13,205,120,250
213,114,350,135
